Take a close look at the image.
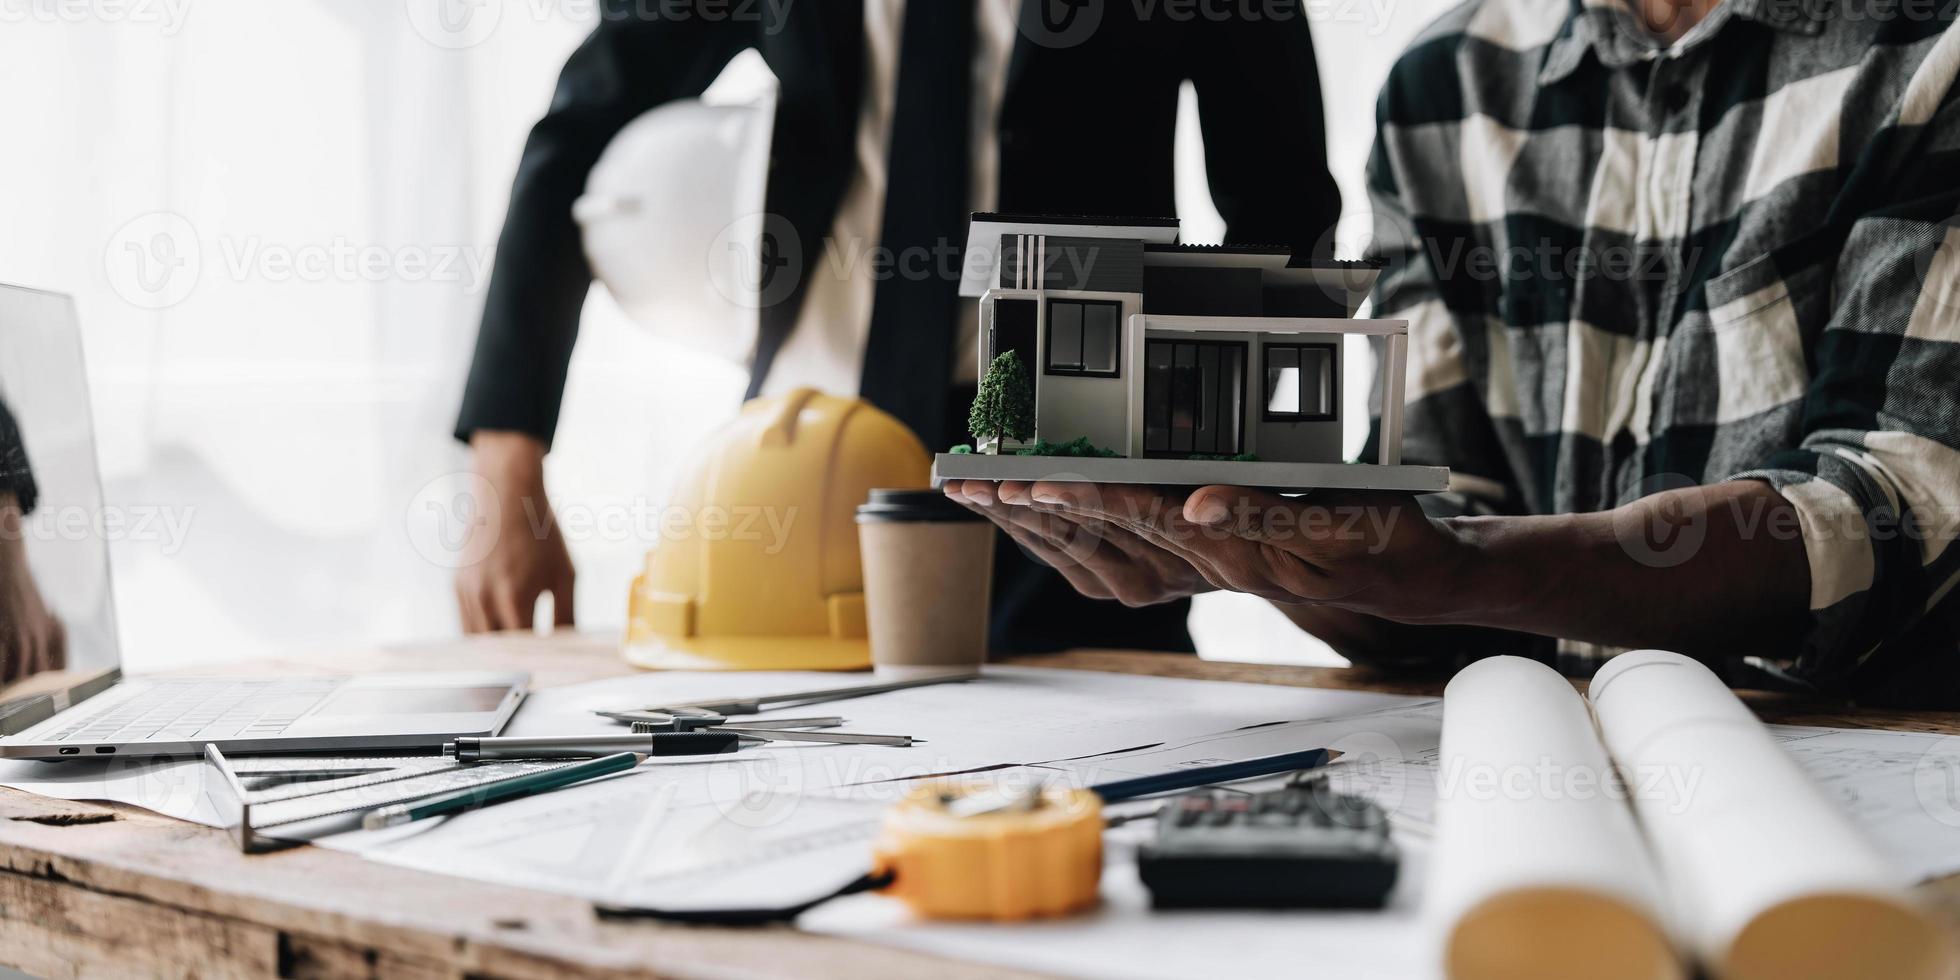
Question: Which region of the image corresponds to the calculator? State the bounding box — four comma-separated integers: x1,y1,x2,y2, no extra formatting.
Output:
1135,775,1399,909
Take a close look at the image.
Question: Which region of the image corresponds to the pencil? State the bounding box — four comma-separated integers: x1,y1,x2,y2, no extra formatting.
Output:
360,751,640,830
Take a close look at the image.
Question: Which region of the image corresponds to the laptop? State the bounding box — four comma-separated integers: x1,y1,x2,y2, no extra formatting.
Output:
0,284,527,760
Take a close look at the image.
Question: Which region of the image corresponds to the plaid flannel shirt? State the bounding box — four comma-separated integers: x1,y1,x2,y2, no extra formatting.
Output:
1363,0,1960,697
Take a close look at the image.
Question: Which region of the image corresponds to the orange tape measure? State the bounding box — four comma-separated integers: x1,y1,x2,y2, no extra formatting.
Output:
870,782,1104,920
596,781,1104,925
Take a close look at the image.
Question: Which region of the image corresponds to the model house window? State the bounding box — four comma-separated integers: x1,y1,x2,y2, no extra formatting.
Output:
1264,344,1336,420
1045,299,1121,377
1144,340,1246,456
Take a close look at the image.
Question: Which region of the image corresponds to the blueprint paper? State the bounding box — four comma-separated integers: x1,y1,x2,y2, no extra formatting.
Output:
1429,657,1679,979
337,695,1448,910
0,755,216,823
1772,724,1960,880
0,666,1411,831
3,665,1960,980
499,665,1422,790
1590,651,1954,980
329,668,1433,909
332,669,1960,980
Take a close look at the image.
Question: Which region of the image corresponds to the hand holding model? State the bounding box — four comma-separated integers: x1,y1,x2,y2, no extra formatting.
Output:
943,480,1207,608
947,477,1814,668
455,431,576,633
942,481,1467,621
0,494,64,682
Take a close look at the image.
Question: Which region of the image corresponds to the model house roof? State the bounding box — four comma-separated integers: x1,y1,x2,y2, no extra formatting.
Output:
1145,242,1292,254
957,212,1388,300
960,212,1181,297
1142,243,1388,267
1244,254,1388,301
976,211,1180,229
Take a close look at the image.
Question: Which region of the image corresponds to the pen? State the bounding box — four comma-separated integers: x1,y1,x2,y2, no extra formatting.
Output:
626,721,921,747
1089,747,1341,803
945,747,1342,818
360,752,640,830
610,671,980,721
444,732,765,762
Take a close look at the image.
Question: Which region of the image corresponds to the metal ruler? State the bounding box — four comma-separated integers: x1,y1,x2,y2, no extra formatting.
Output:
204,747,587,852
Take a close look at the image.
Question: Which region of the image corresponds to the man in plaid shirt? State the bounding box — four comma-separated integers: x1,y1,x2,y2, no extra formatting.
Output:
946,0,1960,705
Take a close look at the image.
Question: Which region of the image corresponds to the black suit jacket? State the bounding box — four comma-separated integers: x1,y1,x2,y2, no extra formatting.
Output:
454,0,1342,654
457,0,1340,445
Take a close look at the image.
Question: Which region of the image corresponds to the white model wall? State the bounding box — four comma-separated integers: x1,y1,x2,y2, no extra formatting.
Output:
1030,290,1140,456
1250,332,1346,463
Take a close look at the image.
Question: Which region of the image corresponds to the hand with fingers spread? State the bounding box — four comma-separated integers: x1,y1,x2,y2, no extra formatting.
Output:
942,480,1215,608
950,480,1473,622
949,477,1819,670
1169,484,1471,621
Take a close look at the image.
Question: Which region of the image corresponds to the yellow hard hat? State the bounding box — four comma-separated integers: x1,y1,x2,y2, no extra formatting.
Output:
624,387,931,670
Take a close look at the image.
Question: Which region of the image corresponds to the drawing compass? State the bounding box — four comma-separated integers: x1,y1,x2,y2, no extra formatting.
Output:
626,719,918,747
619,712,845,733
594,672,977,728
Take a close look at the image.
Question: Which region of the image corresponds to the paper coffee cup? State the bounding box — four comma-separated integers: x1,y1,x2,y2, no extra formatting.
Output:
856,489,994,678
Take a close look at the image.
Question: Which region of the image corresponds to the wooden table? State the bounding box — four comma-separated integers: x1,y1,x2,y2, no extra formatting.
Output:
1,635,1955,979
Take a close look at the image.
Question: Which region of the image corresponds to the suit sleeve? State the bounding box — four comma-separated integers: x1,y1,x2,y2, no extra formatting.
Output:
456,5,751,448
1184,0,1342,257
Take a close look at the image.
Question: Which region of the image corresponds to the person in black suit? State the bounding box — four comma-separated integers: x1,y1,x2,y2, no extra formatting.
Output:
453,0,1342,653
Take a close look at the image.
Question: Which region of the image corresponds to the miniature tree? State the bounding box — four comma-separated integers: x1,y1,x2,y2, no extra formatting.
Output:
969,350,1035,455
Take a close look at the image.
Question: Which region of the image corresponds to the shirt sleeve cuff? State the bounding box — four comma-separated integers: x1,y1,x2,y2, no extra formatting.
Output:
1732,465,1877,612
1728,454,1895,686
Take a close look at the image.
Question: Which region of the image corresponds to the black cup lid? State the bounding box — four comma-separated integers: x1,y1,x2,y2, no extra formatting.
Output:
856,488,987,523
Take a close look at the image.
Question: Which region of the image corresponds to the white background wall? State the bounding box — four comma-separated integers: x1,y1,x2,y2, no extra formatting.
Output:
0,0,1453,672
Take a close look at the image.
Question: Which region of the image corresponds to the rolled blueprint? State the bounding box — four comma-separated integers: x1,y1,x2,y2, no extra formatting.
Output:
1431,655,1682,980
1590,650,1955,980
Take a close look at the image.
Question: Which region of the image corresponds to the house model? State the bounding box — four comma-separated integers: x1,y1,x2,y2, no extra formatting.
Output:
933,213,1450,492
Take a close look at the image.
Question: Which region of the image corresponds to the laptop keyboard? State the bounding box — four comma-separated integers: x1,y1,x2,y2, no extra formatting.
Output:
45,678,345,743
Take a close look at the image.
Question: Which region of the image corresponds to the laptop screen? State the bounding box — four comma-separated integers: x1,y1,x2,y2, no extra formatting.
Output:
0,286,121,729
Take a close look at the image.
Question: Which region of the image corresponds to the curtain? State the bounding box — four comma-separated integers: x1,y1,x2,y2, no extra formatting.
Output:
0,0,754,668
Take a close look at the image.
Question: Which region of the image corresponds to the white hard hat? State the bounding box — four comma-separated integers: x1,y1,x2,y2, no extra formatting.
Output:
573,94,776,364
